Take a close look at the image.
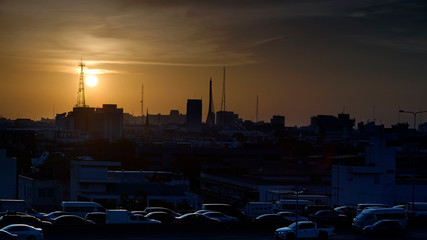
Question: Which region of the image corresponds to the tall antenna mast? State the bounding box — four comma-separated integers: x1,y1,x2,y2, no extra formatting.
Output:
76,58,86,107
220,67,226,112
141,84,144,117
206,78,215,126
256,95,259,123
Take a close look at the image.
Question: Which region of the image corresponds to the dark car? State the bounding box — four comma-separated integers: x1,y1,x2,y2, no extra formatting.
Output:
131,211,147,216
144,207,181,217
254,214,293,225
145,212,176,223
304,205,332,217
363,219,405,236
334,206,357,219
0,214,52,228
0,229,18,240
310,210,349,226
85,212,106,224
51,215,95,225
202,203,246,221
175,213,220,223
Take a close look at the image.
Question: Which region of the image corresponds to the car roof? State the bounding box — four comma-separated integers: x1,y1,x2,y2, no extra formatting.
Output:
2,224,37,229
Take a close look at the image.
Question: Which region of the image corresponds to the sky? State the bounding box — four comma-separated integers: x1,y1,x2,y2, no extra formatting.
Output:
0,0,426,127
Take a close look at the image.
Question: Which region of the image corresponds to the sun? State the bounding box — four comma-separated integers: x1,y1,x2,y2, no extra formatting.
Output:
86,75,98,87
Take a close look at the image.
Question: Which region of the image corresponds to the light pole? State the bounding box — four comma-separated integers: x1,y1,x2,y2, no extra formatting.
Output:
399,110,427,130
399,109,426,217
294,187,305,240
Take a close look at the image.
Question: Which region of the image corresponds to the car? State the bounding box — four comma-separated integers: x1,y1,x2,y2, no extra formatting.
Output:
275,221,334,240
0,214,52,228
363,219,405,236
175,213,221,223
40,211,68,221
352,208,407,230
304,205,332,217
194,210,212,214
145,212,176,223
201,203,246,220
1,224,43,240
143,207,181,217
254,214,293,225
309,210,349,226
277,211,309,222
131,211,147,216
333,206,357,219
356,203,389,215
85,212,106,224
50,215,95,225
202,211,238,222
0,229,18,240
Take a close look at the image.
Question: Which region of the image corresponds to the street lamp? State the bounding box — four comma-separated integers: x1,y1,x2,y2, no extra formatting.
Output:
399,110,427,130
294,187,306,240
399,109,427,217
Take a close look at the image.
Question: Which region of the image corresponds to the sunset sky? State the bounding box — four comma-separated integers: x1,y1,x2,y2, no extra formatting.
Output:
0,0,426,127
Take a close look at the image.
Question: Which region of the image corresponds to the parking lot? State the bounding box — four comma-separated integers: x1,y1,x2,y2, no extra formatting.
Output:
41,223,427,240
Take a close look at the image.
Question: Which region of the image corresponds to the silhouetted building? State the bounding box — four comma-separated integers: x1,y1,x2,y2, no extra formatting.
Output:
186,99,202,132
56,104,123,141
216,111,239,128
419,122,427,133
147,110,186,126
271,115,285,128
310,113,355,142
98,104,123,140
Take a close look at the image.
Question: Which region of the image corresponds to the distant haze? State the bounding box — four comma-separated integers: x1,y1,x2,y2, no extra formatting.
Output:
0,0,426,127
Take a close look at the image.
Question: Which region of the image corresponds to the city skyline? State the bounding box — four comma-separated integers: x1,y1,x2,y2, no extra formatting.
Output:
1,0,427,127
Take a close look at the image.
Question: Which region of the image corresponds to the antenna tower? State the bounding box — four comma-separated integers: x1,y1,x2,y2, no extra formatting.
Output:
141,84,144,117
206,78,215,126
220,67,226,112
76,59,86,107
256,95,259,122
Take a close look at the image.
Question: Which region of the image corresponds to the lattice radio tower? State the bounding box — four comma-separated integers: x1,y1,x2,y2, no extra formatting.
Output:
76,59,87,107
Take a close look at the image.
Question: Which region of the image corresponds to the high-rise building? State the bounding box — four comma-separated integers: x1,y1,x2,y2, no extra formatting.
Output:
186,99,202,132
98,104,123,140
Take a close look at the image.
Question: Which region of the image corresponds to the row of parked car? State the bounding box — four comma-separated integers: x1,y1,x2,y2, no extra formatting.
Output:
273,202,425,239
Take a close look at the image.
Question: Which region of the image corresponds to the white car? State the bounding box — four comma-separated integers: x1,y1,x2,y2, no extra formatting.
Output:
277,211,308,222
202,211,238,222
1,224,43,240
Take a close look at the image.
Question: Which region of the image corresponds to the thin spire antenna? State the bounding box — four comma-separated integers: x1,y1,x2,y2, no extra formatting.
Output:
256,95,259,123
206,78,215,126
141,84,144,117
221,67,226,112
76,58,87,107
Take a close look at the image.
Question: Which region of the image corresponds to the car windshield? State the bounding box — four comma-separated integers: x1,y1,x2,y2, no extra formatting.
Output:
288,223,297,229
355,212,368,219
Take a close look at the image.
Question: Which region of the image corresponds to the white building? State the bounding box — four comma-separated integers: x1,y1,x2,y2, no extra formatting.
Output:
70,158,121,201
332,143,427,206
70,158,199,208
0,149,17,198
